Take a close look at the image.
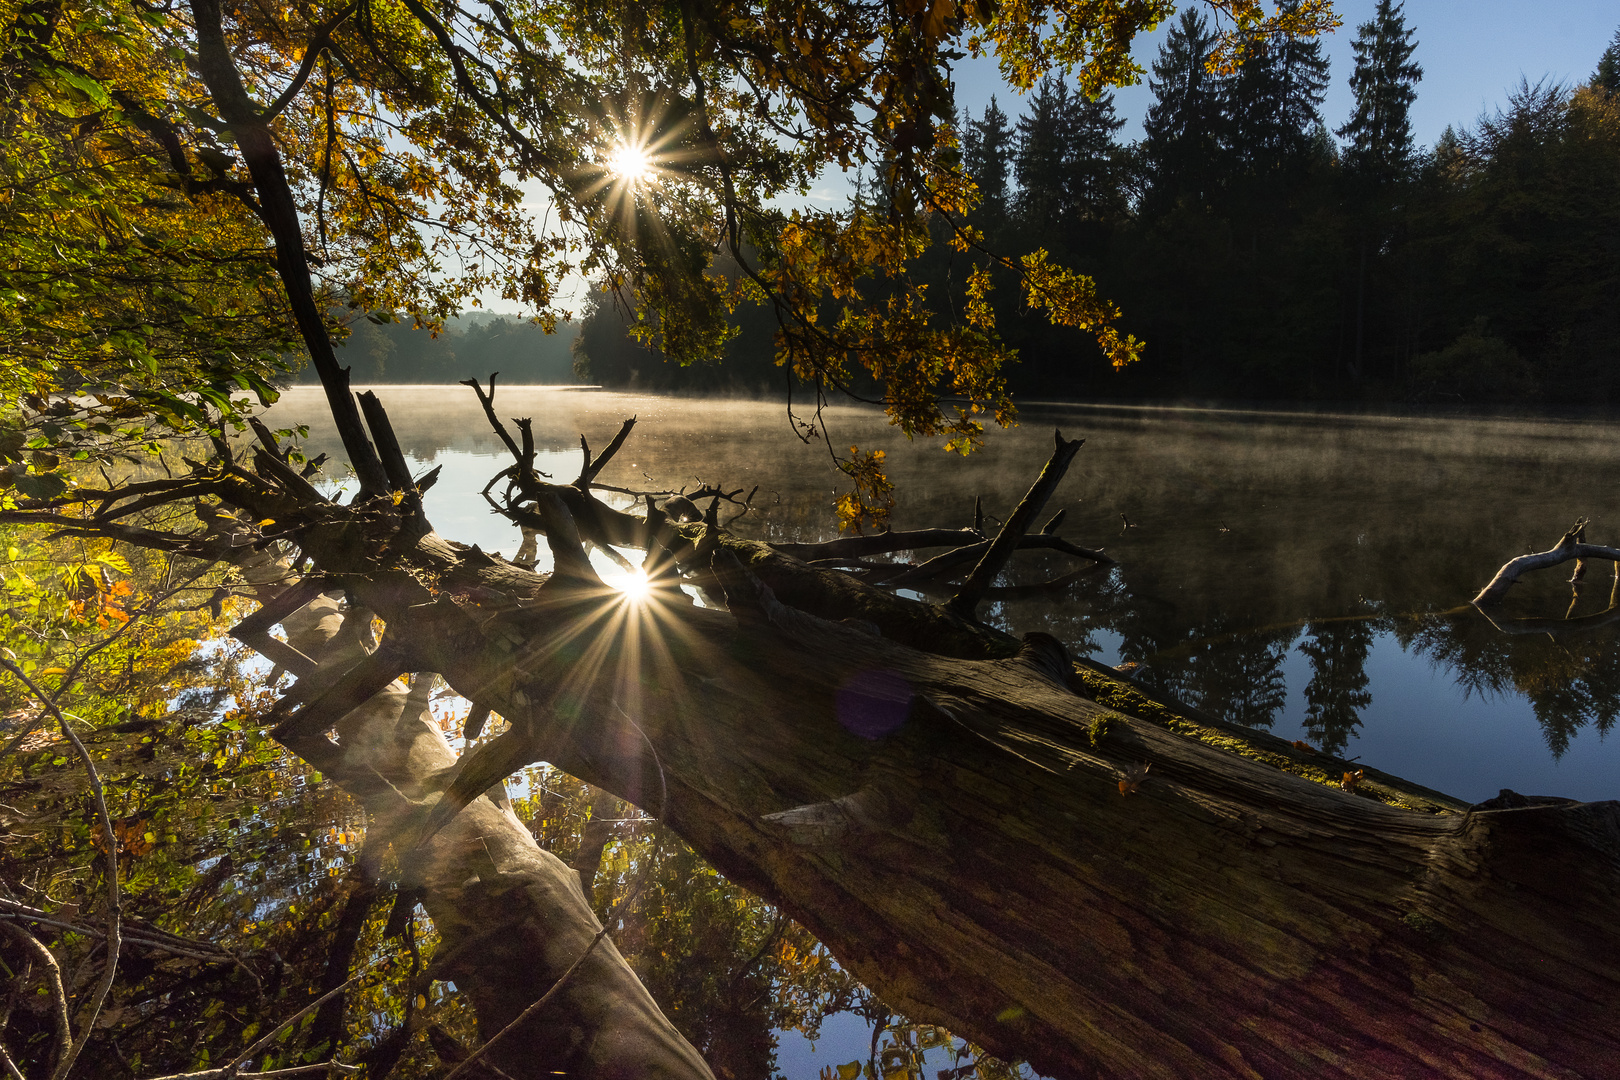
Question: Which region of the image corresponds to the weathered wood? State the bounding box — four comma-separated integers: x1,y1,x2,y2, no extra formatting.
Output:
251,503,1618,1080
949,430,1084,617
98,399,1620,1079
228,545,716,1080
1473,520,1620,605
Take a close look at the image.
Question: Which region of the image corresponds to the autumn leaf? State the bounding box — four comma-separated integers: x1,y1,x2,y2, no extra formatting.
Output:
1117,760,1150,796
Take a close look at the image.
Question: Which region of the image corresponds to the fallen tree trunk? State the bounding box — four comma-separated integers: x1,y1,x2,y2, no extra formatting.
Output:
246,417,1620,1079
225,539,716,1080
14,408,1620,1079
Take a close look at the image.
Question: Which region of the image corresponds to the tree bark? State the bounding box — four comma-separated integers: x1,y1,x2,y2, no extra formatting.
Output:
213,465,1620,1080
27,405,1620,1078
228,542,716,1080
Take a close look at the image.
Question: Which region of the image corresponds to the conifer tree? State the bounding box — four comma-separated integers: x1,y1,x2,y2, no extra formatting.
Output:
1337,0,1423,183
1595,26,1620,94
1068,91,1127,221
1141,9,1225,208
1014,77,1076,226
1223,1,1332,175
963,97,1015,223
1013,78,1125,231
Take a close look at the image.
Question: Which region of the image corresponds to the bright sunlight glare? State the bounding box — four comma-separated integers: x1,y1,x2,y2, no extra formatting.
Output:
607,143,654,185
615,567,653,602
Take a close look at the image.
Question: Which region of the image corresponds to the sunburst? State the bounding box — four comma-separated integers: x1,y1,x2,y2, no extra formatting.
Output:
607,142,655,186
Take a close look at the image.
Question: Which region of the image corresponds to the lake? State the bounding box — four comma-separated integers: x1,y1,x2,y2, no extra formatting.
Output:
264,387,1620,1076
269,386,1620,806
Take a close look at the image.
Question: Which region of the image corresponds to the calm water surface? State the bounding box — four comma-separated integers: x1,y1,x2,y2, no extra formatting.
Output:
263,387,1620,1076
269,387,1620,805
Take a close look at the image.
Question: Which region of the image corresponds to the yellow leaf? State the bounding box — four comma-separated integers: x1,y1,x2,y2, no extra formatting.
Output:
415,994,427,1010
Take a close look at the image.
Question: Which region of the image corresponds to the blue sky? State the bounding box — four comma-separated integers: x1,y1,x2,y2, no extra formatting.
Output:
501,2,1620,315
951,0,1620,147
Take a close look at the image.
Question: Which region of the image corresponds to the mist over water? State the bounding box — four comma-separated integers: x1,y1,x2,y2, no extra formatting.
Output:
268,387,1620,804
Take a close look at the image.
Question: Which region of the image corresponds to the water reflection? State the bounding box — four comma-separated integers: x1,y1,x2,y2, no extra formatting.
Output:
267,390,1620,799
224,389,1620,1073
1299,618,1376,755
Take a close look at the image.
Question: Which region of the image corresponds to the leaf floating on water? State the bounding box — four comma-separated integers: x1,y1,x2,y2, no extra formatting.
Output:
1292,740,1317,754
1341,769,1365,793
1118,760,1150,796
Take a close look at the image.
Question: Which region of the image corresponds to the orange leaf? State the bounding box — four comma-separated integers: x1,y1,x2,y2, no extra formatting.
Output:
1117,761,1150,796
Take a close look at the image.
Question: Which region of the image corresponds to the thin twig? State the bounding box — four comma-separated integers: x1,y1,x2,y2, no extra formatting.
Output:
0,911,237,967
145,1061,361,1080
0,920,71,1066
0,657,121,1080
138,975,366,1080
0,1043,25,1080
439,931,607,1080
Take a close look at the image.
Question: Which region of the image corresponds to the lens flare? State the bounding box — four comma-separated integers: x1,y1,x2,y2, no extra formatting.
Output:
607,143,654,185
615,567,653,602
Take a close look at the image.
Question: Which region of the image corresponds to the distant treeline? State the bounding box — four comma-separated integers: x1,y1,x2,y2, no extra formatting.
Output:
292,312,580,384
576,4,1620,405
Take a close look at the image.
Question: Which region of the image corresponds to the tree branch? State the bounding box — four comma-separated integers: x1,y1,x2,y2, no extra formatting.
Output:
259,2,358,123
0,658,120,1080
1472,519,1620,605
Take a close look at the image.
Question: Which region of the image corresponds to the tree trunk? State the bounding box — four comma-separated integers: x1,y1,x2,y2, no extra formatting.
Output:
229,542,716,1080
227,486,1619,1080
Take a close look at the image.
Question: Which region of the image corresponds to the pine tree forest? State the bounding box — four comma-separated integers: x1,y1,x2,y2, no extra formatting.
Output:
577,8,1620,406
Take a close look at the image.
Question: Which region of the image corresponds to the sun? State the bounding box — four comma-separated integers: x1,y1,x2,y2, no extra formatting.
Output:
615,567,653,602
607,143,654,185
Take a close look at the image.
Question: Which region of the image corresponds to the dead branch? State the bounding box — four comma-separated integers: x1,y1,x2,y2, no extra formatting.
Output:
356,391,417,493
769,527,987,562
0,658,121,1080
949,430,1084,618
458,374,524,464
576,417,636,487
0,920,70,1067
1473,519,1620,605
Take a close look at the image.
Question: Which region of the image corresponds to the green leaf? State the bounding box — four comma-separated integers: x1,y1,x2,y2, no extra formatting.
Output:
14,473,67,500
54,68,111,108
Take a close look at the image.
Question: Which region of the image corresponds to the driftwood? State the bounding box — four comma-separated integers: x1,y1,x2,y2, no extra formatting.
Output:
9,396,1620,1079
1472,519,1620,606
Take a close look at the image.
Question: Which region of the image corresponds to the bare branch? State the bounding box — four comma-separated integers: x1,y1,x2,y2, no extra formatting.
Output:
440,931,607,1080
1472,519,1620,605
459,375,524,464
259,2,359,123
0,920,71,1067
948,430,1084,619
577,418,637,487
0,658,120,1080
140,976,363,1080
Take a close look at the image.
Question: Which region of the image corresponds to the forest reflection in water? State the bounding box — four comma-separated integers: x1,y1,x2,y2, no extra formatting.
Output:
228,388,1620,1076
270,387,1620,803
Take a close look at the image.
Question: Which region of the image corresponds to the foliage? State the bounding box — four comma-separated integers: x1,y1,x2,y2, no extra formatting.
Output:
1335,0,1422,183
1598,27,1620,95
0,522,386,1076
6,0,1344,527
1140,9,1225,211
0,0,295,427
